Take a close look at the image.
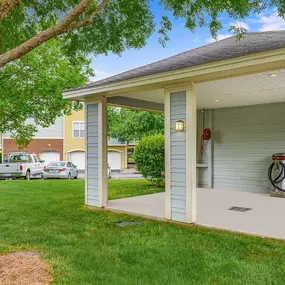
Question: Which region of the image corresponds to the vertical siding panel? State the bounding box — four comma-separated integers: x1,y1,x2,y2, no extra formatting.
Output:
213,102,285,193
86,104,99,206
170,92,187,222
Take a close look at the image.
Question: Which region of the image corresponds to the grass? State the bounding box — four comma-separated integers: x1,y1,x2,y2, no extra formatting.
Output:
0,179,285,284
107,179,164,200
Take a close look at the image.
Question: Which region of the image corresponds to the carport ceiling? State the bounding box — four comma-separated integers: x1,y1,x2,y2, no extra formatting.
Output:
119,69,285,109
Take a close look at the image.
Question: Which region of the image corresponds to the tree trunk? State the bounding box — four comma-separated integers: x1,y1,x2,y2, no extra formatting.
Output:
0,0,20,21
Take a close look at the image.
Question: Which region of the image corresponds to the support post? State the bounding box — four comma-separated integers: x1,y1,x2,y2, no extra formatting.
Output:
164,90,171,220
164,83,197,223
185,86,197,223
85,97,108,208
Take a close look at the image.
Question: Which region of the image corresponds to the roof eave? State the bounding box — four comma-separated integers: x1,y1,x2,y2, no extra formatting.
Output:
63,48,285,100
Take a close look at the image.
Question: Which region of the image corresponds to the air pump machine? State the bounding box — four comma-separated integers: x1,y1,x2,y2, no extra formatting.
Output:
268,153,285,192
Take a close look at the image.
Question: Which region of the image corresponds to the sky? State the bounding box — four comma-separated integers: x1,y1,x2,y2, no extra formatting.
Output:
90,3,285,82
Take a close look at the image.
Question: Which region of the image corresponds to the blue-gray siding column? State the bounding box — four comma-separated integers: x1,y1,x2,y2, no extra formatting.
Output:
85,100,108,207
165,87,197,223
170,92,187,222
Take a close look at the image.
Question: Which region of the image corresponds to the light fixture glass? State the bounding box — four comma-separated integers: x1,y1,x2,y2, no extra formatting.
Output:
175,120,185,132
215,99,220,102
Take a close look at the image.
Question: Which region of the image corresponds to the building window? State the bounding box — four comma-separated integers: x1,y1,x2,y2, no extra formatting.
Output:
73,121,85,138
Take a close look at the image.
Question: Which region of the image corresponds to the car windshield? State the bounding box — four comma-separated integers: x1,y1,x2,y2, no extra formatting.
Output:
48,162,66,167
9,155,31,162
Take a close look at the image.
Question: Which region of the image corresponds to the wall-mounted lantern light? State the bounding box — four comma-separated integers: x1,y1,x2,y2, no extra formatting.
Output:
175,120,185,132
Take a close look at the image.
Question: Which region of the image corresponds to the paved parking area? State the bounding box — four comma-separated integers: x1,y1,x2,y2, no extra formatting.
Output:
111,172,143,179
107,188,285,240
77,171,143,180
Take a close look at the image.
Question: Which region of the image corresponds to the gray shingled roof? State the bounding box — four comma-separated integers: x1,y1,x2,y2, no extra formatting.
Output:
71,31,285,91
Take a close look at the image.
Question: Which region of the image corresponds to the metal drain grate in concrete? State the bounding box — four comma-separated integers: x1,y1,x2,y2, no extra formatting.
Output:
229,206,252,212
116,222,142,227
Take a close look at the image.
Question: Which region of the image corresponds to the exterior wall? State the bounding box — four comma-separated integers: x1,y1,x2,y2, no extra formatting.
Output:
64,110,128,168
3,117,63,139
107,145,127,169
3,139,63,160
212,102,285,193
2,117,64,161
173,101,285,193
196,111,210,188
64,110,85,159
29,117,63,138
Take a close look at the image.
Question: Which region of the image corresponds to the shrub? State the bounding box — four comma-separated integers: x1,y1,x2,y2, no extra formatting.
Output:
134,134,165,186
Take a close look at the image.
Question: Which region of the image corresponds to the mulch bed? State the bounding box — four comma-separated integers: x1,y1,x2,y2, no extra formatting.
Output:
0,252,53,285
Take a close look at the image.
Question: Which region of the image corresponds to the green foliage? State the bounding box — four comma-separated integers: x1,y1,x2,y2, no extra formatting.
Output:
65,0,155,56
134,134,165,186
0,0,155,57
161,0,268,39
158,15,172,47
0,38,92,142
1,0,283,146
108,107,164,143
1,0,283,62
13,124,36,151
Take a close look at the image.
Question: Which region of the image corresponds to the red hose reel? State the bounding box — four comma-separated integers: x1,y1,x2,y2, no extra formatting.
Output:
201,128,212,155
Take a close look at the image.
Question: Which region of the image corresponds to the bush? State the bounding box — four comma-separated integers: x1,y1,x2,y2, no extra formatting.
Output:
134,134,165,186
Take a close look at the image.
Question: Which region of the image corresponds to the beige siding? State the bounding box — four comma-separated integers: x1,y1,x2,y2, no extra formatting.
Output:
64,110,127,168
108,146,127,169
64,110,85,159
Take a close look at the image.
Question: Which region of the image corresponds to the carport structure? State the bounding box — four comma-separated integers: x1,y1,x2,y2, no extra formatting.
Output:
64,31,285,226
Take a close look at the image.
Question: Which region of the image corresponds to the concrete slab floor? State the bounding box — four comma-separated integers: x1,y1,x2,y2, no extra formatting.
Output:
107,188,285,240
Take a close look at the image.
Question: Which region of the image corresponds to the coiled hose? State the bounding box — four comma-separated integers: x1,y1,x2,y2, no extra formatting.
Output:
268,161,285,192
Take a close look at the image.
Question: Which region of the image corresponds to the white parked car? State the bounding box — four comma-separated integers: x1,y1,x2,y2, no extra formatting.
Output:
0,152,44,180
43,161,79,179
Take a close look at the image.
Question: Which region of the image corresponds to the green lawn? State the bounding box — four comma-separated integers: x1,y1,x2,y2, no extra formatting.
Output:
108,179,164,200
1,179,285,284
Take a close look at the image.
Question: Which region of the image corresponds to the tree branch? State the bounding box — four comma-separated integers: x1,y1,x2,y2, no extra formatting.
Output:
68,0,111,30
0,0,20,21
0,0,111,68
